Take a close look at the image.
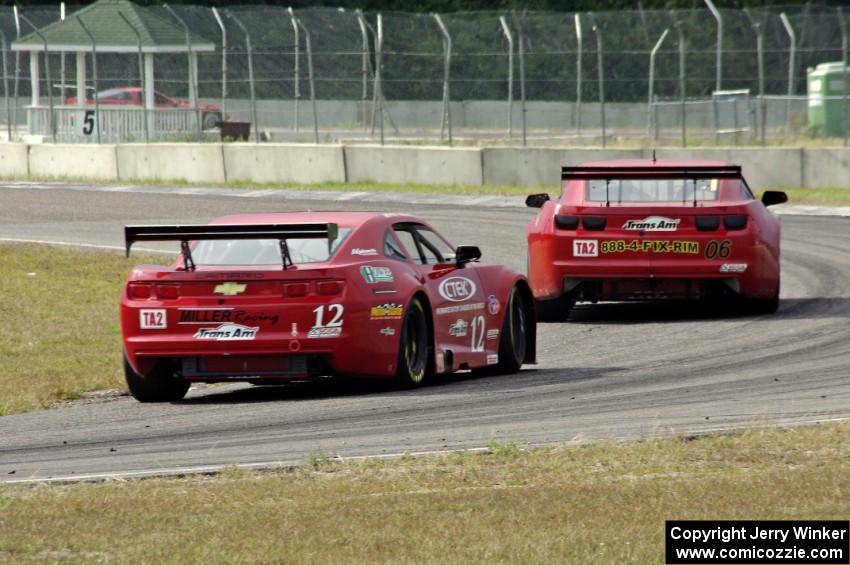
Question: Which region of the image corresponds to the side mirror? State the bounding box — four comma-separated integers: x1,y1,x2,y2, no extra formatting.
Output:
455,245,481,267
761,190,788,207
525,193,550,208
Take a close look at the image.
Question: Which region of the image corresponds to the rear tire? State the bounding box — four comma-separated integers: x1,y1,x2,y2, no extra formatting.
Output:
202,111,222,130
535,292,574,322
394,298,430,388
495,286,529,374
124,356,190,402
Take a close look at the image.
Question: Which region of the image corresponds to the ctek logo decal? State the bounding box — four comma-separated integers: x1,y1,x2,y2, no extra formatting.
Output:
438,276,477,302
622,216,680,231
193,324,258,341
213,282,247,296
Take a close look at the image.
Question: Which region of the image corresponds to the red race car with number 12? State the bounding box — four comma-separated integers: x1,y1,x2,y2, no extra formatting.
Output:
526,160,787,320
121,212,536,402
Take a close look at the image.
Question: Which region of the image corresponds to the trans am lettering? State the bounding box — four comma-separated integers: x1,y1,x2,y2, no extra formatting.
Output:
193,324,258,341
600,240,699,254
438,277,477,302
622,216,680,231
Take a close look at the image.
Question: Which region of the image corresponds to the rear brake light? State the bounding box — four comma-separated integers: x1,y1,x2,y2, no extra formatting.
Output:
695,216,720,231
316,281,344,295
128,283,151,299
156,285,180,299
724,215,748,230
582,216,606,231
554,215,579,230
284,283,309,297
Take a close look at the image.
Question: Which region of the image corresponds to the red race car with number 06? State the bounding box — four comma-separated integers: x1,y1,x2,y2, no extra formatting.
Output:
526,160,787,320
121,212,536,402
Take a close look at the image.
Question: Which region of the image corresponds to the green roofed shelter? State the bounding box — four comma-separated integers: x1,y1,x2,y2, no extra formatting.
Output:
11,0,215,139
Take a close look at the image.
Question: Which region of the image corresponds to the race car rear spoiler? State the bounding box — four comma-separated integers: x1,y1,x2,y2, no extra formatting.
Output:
125,223,339,270
561,165,743,181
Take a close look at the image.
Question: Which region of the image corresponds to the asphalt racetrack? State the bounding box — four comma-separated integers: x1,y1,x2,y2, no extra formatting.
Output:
1,183,848,483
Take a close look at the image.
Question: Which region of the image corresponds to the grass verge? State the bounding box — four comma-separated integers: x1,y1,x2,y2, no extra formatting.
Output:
0,243,166,416
0,422,847,563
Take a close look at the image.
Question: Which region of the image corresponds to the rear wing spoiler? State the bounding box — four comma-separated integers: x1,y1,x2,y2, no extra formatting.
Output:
124,223,339,270
561,165,743,181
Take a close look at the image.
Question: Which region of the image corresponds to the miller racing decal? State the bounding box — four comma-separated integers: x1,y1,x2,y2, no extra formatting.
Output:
449,319,468,337
193,324,258,341
370,303,404,319
573,239,598,257
179,308,279,325
438,276,477,302
600,240,699,254
140,309,167,329
622,216,680,231
360,266,394,283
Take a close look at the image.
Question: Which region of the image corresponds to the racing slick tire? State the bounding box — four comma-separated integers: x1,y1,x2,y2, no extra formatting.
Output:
202,111,222,130
535,292,574,322
394,297,430,388
494,286,530,374
744,294,780,315
123,356,190,402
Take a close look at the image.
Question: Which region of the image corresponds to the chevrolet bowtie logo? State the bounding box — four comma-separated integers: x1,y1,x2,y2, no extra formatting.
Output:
214,282,247,296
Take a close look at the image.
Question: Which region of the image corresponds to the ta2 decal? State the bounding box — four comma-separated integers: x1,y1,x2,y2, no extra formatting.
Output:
140,309,166,329
573,239,598,257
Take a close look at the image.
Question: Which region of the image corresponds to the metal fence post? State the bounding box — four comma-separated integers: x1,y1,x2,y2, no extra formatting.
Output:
226,12,259,143
294,15,319,144
1,31,11,142
20,14,55,142
376,14,384,144
745,9,767,146
779,12,796,131
165,5,202,141
433,13,452,145
288,7,300,134
704,0,722,92
12,6,20,138
60,2,66,105
514,12,527,147
75,15,99,144
592,21,606,148
675,20,686,147
118,11,148,143
838,7,848,147
211,7,227,121
356,9,371,131
574,13,582,137
647,28,669,143
498,16,514,139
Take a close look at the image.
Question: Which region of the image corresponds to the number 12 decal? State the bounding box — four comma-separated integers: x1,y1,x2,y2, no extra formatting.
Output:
313,304,344,327
471,315,485,352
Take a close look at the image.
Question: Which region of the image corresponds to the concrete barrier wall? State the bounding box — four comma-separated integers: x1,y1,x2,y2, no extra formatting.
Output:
483,148,644,187
223,143,346,184
345,145,484,185
4,142,850,190
29,144,118,180
802,148,850,189
117,144,226,184
0,143,30,177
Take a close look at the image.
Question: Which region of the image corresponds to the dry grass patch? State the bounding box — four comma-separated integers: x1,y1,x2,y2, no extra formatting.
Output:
0,422,847,563
0,243,167,415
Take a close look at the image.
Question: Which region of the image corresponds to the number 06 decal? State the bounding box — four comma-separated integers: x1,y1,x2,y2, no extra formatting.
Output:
471,315,485,352
705,240,731,260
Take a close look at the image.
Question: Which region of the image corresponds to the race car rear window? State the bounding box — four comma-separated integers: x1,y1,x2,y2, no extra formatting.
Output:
190,228,352,266
586,179,722,202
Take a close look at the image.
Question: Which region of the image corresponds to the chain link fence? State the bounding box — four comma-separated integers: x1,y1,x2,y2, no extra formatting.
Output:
2,3,848,145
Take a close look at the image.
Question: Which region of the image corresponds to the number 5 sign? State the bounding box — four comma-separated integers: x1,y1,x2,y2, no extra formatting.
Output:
78,110,96,136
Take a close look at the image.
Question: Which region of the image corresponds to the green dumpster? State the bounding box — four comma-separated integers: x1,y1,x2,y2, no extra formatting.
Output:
808,62,850,137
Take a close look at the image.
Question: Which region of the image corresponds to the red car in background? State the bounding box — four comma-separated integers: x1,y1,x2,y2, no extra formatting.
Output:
64,87,224,130
121,212,536,402
526,160,787,320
